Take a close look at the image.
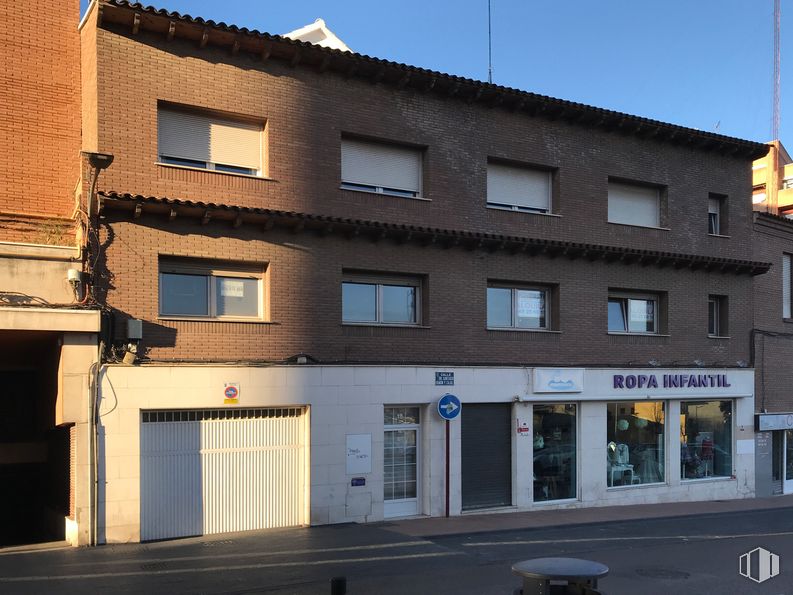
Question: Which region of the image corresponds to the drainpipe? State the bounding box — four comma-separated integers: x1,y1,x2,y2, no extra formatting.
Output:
81,151,112,547
88,343,103,546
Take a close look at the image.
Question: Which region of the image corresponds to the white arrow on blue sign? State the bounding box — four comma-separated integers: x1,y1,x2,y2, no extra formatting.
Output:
437,393,461,421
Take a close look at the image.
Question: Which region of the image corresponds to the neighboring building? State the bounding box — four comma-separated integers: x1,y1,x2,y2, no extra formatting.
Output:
63,0,769,544
0,0,108,547
752,140,793,214
752,140,793,497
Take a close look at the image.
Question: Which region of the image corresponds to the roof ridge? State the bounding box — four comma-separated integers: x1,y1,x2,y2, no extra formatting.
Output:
100,1,767,157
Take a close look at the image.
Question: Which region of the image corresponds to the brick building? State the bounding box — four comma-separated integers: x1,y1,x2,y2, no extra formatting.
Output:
0,0,103,547
751,140,793,496
71,0,774,543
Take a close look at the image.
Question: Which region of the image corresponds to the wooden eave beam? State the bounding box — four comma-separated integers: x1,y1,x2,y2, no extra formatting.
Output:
201,209,212,225
133,204,142,219
167,21,176,42
168,208,177,222
421,234,437,247
131,13,141,35
232,214,243,228
231,38,241,56
397,73,411,89
317,55,332,73
200,27,210,48
467,88,484,104
260,41,272,62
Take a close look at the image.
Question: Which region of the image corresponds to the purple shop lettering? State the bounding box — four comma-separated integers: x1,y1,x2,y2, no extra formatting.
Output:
612,374,731,389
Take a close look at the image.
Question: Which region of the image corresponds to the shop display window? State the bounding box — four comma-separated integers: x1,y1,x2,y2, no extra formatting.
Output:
606,401,665,487
680,400,733,479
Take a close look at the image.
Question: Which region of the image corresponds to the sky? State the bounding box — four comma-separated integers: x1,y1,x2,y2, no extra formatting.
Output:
81,0,792,144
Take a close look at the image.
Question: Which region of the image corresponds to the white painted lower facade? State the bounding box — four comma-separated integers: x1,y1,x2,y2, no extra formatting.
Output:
98,365,756,543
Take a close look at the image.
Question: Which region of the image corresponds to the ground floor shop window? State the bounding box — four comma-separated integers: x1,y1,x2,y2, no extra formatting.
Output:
606,401,665,487
533,404,576,502
384,407,419,517
680,400,732,479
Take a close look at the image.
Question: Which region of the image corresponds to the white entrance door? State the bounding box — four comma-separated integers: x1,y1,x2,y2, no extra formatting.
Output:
785,430,793,494
384,406,420,518
140,407,307,541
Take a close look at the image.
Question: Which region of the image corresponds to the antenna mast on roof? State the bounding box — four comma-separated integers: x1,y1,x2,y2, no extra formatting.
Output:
772,0,781,139
488,0,493,84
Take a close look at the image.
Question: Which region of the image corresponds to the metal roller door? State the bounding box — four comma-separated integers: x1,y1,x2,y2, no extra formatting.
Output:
461,403,512,510
140,407,307,541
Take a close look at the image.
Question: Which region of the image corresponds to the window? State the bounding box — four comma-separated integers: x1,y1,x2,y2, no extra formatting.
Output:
608,293,658,334
606,402,665,487
342,274,421,325
680,400,733,480
784,254,792,319
708,198,721,235
608,181,660,228
487,285,549,330
707,194,728,235
341,138,422,198
158,106,263,176
486,162,551,214
159,259,264,319
708,295,728,336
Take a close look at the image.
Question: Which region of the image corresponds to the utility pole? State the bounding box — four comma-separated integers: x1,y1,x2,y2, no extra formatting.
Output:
488,0,493,84
772,0,781,140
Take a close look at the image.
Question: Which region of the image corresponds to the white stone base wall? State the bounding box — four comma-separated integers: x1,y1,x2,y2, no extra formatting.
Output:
98,365,756,543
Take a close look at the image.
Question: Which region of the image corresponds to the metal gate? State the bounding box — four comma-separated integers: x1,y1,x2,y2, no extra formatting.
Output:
461,403,512,510
140,407,307,541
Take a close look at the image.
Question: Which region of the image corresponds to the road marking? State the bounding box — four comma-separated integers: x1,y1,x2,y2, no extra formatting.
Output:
465,530,793,547
60,540,433,567
0,551,463,582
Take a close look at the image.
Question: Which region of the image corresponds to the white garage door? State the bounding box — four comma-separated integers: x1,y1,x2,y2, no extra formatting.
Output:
140,407,307,541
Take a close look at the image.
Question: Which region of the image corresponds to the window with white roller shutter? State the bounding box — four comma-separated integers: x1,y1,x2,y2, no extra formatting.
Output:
341,138,422,197
158,107,263,176
486,163,551,213
608,181,661,228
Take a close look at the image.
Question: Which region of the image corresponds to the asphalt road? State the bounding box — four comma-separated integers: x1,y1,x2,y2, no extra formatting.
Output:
1,507,792,594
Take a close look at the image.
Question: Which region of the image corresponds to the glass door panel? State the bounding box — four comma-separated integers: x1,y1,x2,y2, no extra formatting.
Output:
785,430,793,494
533,404,577,502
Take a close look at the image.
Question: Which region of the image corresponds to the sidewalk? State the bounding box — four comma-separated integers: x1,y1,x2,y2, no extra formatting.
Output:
380,494,793,538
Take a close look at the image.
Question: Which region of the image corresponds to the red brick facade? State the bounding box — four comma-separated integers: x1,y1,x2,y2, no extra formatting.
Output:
88,4,764,367
0,0,81,244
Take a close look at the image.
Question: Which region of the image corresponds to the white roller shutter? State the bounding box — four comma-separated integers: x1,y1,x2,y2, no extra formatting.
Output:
784,254,791,319
341,139,421,194
158,108,262,171
608,182,660,228
210,119,262,170
140,408,307,541
487,163,550,211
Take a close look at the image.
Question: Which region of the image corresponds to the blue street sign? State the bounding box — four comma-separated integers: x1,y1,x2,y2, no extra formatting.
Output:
437,394,461,421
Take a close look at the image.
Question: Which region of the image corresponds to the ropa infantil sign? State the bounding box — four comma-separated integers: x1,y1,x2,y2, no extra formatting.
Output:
613,373,731,390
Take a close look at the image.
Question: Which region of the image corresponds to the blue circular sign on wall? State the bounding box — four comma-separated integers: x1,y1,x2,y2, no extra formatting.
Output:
437,394,461,421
